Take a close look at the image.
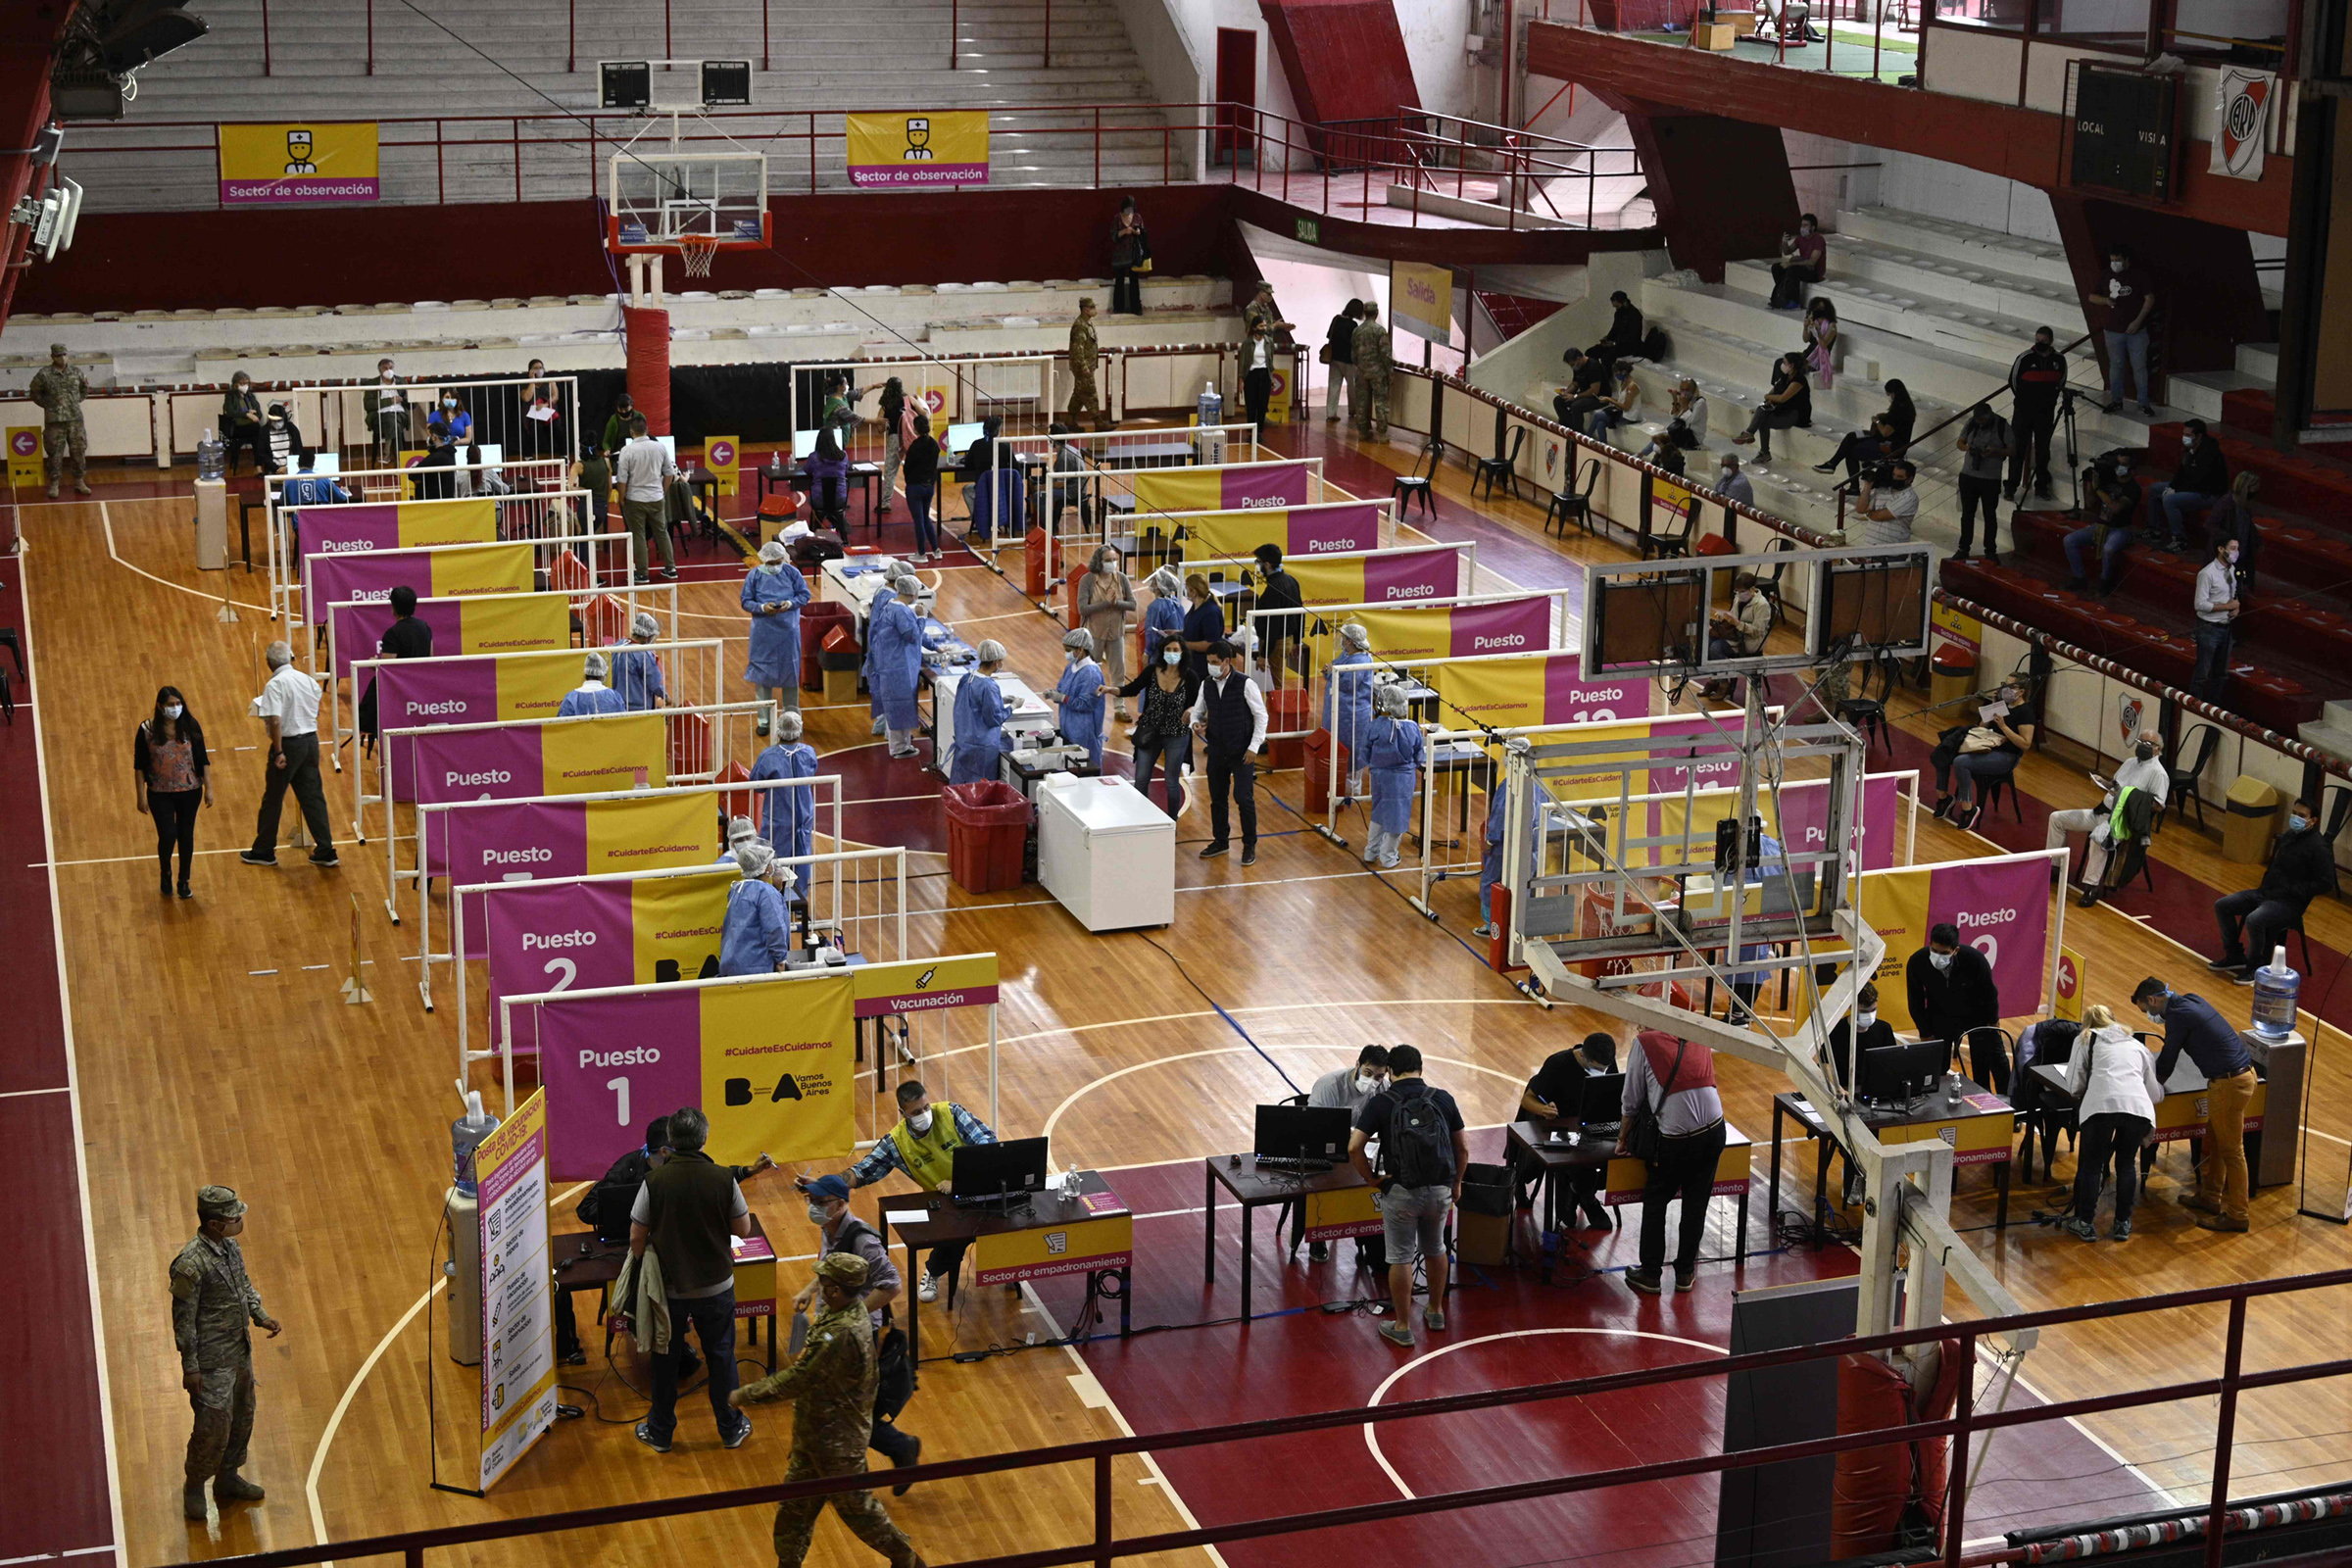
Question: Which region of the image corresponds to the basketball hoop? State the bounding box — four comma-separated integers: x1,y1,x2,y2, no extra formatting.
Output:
677,233,722,278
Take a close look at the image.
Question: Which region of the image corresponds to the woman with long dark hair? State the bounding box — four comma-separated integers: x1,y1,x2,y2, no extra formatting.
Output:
134,684,212,899
808,421,850,536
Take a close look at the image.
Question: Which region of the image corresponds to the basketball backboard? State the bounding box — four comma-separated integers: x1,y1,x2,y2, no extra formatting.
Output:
606,149,769,254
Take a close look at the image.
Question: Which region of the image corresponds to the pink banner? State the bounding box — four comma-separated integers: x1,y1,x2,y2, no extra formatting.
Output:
534,991,705,1179
1756,774,1904,871
1927,858,2052,1018
1449,598,1552,658
1360,549,1462,603
482,879,641,1031
1223,463,1316,509
1543,660,1655,725
1289,502,1385,555
311,547,446,611
446,799,594,958
377,660,499,806
298,503,405,553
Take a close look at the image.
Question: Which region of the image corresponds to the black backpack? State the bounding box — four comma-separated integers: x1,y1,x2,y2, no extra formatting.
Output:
1384,1081,1456,1190
577,1150,650,1245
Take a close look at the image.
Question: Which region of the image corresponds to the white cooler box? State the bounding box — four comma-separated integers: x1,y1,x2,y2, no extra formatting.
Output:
1037,773,1175,931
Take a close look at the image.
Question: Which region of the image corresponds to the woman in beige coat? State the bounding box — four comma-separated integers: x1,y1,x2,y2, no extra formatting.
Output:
1077,544,1136,720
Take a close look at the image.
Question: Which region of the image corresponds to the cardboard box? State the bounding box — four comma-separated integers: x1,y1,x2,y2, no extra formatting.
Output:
1727,9,1760,31
823,665,862,705
1696,21,1739,48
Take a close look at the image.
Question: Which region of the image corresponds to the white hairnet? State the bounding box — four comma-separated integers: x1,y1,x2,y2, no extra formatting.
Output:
734,841,798,888
1374,684,1411,717
774,710,803,742
725,814,760,845
758,540,788,565
581,650,609,681
975,639,1007,664
1062,627,1094,655
631,611,660,640
1340,621,1371,651
1147,566,1182,596
891,573,923,601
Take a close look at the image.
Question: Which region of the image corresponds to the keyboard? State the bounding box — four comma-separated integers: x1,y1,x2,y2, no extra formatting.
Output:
1579,1120,1623,1138
1253,1156,1335,1173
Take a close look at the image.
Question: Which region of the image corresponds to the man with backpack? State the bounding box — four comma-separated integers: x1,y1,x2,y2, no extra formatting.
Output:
1348,1044,1469,1349
1618,1029,1727,1296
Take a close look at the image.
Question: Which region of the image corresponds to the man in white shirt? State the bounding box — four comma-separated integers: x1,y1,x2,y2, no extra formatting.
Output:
241,640,337,868
613,413,680,584
1188,638,1268,866
2191,537,2241,704
1854,459,1919,547
2045,727,2168,893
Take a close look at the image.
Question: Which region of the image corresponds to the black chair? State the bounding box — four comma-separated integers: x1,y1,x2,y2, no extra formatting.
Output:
1544,458,1601,537
2168,723,2220,829
2324,786,2352,856
1473,410,1526,503
1975,770,2026,823
1393,440,1443,519
1756,536,1798,623
1640,500,1693,562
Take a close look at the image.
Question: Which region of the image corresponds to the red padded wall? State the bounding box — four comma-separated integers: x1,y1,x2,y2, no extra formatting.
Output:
1256,0,1423,128
622,306,671,435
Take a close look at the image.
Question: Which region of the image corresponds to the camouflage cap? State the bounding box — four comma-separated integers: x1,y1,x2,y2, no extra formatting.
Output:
813,1251,870,1290
49,343,69,359
197,1185,248,1220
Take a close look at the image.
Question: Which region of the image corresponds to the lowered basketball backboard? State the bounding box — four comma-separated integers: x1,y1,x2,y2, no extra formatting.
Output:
1580,543,1935,683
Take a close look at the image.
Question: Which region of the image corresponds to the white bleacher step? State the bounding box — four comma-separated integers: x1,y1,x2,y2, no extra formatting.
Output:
2167,369,2269,425
1803,234,2087,339
2237,343,2280,382
1720,260,2070,365
2297,708,2352,764
1836,207,2074,292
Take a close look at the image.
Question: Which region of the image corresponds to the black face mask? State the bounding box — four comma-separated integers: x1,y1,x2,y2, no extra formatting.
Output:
2134,742,2157,762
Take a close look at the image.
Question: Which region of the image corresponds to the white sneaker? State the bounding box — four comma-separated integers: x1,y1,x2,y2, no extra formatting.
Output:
917,1273,940,1303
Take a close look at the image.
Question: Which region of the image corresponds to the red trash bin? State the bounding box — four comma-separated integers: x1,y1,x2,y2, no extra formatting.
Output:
1065,564,1089,629
1301,728,1349,814
1264,687,1311,770
800,601,856,691
943,781,1033,894
1026,526,1051,595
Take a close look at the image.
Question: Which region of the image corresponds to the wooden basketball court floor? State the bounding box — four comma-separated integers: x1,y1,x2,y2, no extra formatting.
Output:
13,421,2352,1568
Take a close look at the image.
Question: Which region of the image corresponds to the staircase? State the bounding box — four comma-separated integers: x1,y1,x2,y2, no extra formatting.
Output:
65,0,1174,212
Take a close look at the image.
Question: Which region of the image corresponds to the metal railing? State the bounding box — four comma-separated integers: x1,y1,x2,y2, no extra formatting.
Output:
157,1265,2352,1568
1317,107,1645,228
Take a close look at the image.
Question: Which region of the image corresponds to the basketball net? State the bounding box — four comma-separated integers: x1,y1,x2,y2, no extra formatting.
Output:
678,234,721,279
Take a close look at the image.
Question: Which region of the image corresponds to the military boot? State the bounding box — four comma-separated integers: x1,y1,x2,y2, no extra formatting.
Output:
215,1471,266,1503
183,1482,208,1520
45,480,59,500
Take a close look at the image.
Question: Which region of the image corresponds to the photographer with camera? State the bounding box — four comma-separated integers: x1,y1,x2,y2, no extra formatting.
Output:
2063,454,2141,598
1854,458,1919,547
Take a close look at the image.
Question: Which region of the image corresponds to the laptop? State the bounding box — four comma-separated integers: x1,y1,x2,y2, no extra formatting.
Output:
1252,1103,1352,1167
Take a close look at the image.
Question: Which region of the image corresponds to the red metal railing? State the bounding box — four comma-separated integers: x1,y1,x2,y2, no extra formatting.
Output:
153,1266,2352,1568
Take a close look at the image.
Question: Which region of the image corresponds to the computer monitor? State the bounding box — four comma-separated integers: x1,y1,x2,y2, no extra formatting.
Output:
950,1136,1050,1201
308,451,340,475
1252,1103,1352,1162
1859,1039,1952,1105
947,421,984,457
656,433,677,465
792,429,817,460
1575,1072,1626,1126
475,441,503,469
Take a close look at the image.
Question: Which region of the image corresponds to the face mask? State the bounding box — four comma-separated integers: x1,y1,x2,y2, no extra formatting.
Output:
805,1202,830,1224
1163,648,1182,666
1067,651,1082,664
2134,742,2157,761
1207,662,1228,680
381,370,394,380
1800,222,1815,234
2289,815,2312,834
1856,1009,1877,1029
1720,464,1736,478
1930,951,1953,971
163,704,183,719
1355,1073,1381,1095
906,1108,934,1135
2110,260,2127,274
2143,1000,2166,1022
443,398,457,410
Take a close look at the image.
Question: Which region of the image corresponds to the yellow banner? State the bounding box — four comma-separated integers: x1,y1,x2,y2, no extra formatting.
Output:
1302,1185,1381,1241
434,541,537,598
973,1213,1135,1285
1131,468,1225,517
2054,945,2085,1022
1393,262,1453,345
539,712,666,797
852,954,1002,1017
1796,864,1935,1031
6,426,41,487
218,122,380,205
846,111,990,188
704,435,740,497
583,790,720,877
461,593,571,659
629,872,734,986
1434,658,1548,730
699,971,858,1166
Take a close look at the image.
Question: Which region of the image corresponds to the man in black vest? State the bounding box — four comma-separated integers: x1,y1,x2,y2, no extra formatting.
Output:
1188,639,1268,866
632,1106,755,1452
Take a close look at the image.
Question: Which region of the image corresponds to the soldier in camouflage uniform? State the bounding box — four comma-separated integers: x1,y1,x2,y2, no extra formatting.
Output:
171,1186,282,1521
1352,302,1395,443
1241,280,1295,346
27,342,91,499
733,1253,925,1568
1066,297,1102,432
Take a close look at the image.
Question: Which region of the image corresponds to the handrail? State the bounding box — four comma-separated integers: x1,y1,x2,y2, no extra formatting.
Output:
157,1264,2352,1567
1902,329,2096,456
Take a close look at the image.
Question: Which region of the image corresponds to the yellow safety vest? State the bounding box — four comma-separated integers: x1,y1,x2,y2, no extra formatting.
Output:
888,1107,967,1191
2107,784,2140,843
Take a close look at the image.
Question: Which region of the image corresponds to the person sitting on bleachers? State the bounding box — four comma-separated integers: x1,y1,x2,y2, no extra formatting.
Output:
1770,214,1829,308
1712,453,1754,508
1637,379,1708,465
2146,417,2230,554
2063,453,2142,598
1729,353,1812,464
1587,291,1645,366
1584,363,1644,442
1815,413,1901,487
1553,350,1614,430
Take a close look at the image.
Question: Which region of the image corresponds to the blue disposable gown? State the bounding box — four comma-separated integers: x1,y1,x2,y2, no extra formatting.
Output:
863,588,923,732
557,683,628,718
1142,595,1186,664
1480,779,1508,906
1324,651,1375,760
1734,832,1785,980
950,673,1011,784
741,564,811,690
1362,715,1426,835
717,877,793,976
750,740,820,863
1055,656,1106,768
609,645,667,710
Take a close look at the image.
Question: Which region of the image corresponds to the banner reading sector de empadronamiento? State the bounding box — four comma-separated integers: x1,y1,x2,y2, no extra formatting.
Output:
1348,596,1552,662
293,497,498,555
219,122,380,205
309,542,537,614
1178,502,1385,562
331,593,571,679
846,111,990,188
1132,461,1316,517
475,1088,556,1492
449,791,719,959
414,713,669,873
530,956,1000,1180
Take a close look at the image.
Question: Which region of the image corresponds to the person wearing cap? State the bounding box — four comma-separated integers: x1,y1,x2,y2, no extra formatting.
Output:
840,1079,1000,1302
751,712,820,870
731,1251,928,1568
864,580,924,760
1190,637,1267,865
793,1174,922,1485
949,640,1012,785
1067,295,1102,431
1053,626,1107,769
719,841,800,976
608,612,669,710
716,812,762,865
1324,621,1375,803
221,371,268,476
171,1185,281,1521
28,342,92,498
1360,684,1425,870
557,650,629,717
743,540,812,734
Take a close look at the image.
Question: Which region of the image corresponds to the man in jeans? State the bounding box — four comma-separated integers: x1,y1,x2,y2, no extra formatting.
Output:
2095,244,2158,416
613,413,680,584
632,1106,755,1451
1348,1044,1468,1348
1619,1028,1727,1295
2132,978,2260,1232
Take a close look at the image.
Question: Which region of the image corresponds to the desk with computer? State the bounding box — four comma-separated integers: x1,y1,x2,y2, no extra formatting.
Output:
1769,1034,2018,1235
877,1137,1135,1357
1202,1103,1374,1321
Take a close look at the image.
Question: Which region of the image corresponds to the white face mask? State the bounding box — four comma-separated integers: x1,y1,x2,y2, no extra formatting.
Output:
2143,1001,2166,1023
806,1202,831,1224
907,1108,934,1136
381,370,395,380
762,561,784,575
163,704,183,719
1856,1009,1877,1029
1929,951,1953,971
1354,1072,1381,1095
1207,662,1228,680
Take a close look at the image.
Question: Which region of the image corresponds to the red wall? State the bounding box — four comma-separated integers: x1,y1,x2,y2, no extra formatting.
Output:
1257,0,1424,127
17,185,1239,315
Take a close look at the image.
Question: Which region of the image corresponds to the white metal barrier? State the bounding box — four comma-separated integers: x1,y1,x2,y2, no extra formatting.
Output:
1242,588,1579,698
304,526,627,678
993,422,1267,581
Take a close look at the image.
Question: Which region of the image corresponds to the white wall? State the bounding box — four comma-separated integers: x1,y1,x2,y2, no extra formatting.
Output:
1877,148,2061,241
1782,131,1884,232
